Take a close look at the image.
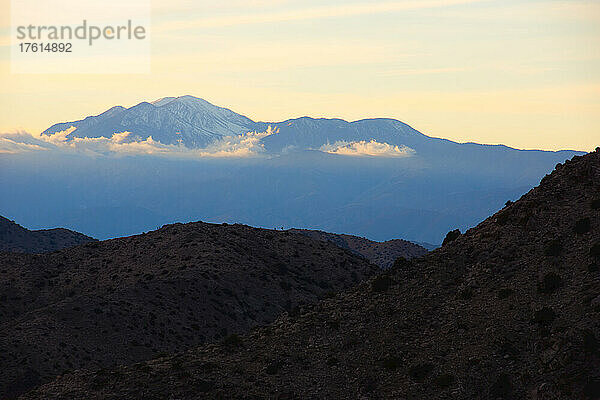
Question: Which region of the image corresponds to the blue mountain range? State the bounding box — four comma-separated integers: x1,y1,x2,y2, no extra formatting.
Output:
2,95,583,243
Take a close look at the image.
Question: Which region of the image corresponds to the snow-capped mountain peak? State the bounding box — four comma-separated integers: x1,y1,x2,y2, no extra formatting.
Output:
42,96,258,147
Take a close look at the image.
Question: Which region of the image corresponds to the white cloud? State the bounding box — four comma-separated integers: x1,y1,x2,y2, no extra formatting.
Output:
42,126,77,145
320,140,415,157
0,126,279,158
1,129,416,158
0,132,49,154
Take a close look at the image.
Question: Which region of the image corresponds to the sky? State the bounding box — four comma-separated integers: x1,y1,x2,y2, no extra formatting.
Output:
0,0,598,152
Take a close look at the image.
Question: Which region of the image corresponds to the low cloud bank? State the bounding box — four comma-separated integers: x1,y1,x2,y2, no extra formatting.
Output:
319,140,415,157
0,126,278,158
1,129,416,159
0,132,49,154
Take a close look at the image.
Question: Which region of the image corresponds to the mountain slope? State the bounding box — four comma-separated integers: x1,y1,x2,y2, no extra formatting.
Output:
0,216,95,253
290,228,428,268
26,149,600,399
40,95,581,166
0,222,377,399
257,117,427,153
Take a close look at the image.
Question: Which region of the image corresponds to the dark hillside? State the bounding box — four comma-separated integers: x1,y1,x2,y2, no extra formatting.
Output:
0,222,377,398
25,149,600,399
290,228,428,268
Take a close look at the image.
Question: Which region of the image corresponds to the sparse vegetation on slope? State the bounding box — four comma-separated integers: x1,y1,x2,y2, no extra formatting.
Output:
290,229,428,269
0,223,377,398
23,149,600,399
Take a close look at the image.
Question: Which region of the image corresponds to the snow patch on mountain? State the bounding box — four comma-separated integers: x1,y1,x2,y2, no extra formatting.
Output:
41,96,258,148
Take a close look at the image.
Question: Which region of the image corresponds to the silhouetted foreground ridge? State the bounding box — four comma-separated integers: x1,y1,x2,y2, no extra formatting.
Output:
1,223,377,398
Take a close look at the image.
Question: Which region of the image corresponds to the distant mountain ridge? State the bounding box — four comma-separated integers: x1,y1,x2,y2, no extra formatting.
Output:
290,228,428,268
18,95,585,244
0,216,95,253
41,95,582,157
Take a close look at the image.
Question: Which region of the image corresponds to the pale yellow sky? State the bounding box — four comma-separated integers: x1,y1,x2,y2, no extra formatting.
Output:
0,0,599,151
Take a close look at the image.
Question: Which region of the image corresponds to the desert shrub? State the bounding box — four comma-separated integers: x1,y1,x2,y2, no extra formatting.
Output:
199,362,217,372
326,357,338,366
583,329,599,355
533,307,556,325
435,373,455,388
381,356,402,370
288,305,302,319
408,363,434,383
392,257,411,270
361,376,377,393
592,199,600,210
221,334,243,348
194,379,214,393
519,215,531,226
498,339,519,358
496,212,509,225
371,274,393,293
276,263,288,275
458,287,474,300
584,379,600,399
537,272,562,294
91,374,107,389
317,280,331,289
540,174,551,186
505,200,514,207
265,361,280,375
497,288,514,299
589,263,599,272
490,373,512,398
442,230,461,246
544,239,562,257
574,217,591,234
135,363,151,373
590,242,600,257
